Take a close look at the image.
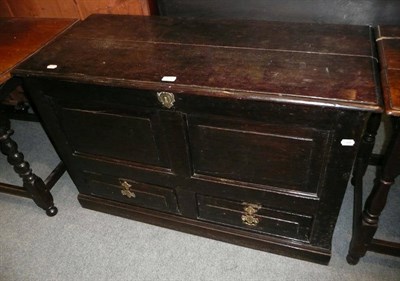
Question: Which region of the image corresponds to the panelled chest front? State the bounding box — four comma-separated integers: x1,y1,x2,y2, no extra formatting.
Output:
13,15,381,264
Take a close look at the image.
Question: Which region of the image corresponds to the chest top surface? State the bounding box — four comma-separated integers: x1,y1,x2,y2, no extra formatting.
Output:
13,14,381,111
377,25,400,116
0,17,77,84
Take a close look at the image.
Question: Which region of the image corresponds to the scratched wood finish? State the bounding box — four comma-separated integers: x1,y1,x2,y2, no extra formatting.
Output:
14,15,380,111
1,0,152,19
0,17,77,84
377,26,400,116
13,15,382,264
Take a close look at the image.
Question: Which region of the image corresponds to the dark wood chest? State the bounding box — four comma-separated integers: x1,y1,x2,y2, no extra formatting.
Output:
13,15,381,264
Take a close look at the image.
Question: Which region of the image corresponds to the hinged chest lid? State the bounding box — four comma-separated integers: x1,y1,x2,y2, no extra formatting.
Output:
13,14,382,111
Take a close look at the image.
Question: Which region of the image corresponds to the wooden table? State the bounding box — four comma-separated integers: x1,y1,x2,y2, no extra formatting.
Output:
0,18,77,84
0,17,77,215
347,25,400,264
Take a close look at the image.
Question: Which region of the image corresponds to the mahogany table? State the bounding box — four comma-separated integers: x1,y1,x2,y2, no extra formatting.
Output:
0,17,77,216
347,25,400,264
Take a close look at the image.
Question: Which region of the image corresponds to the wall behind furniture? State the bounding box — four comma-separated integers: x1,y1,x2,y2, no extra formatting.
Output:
156,0,400,25
0,0,155,19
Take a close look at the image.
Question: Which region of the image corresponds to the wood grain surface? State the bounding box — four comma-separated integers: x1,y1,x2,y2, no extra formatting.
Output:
377,25,400,115
0,17,77,84
13,15,381,111
0,0,152,19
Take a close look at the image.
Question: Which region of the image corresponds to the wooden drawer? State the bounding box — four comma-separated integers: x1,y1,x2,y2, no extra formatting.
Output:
83,171,180,214
197,194,313,242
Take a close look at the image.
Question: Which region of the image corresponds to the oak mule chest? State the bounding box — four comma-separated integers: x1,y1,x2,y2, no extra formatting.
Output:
14,15,382,264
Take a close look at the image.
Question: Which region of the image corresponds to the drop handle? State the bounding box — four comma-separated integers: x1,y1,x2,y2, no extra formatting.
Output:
241,214,260,226
119,180,136,199
241,202,261,226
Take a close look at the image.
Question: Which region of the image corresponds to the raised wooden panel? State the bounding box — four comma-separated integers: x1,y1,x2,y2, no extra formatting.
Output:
187,115,330,194
60,108,169,168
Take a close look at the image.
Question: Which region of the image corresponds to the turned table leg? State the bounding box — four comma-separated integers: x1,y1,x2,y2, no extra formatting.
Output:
0,113,58,216
351,113,381,185
347,117,400,264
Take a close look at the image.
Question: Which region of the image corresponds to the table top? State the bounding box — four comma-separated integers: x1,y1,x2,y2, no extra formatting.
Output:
376,25,400,116
13,15,382,112
0,17,78,85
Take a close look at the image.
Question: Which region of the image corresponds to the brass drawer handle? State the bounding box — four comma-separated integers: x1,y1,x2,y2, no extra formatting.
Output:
157,91,175,109
241,214,259,226
119,180,136,199
244,205,258,215
241,202,261,226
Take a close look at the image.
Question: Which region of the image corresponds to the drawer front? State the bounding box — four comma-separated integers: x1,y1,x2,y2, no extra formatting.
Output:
83,172,180,214
197,194,313,242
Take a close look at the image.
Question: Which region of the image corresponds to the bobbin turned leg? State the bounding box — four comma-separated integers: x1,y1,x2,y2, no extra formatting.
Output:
347,113,381,264
347,117,400,264
0,113,57,216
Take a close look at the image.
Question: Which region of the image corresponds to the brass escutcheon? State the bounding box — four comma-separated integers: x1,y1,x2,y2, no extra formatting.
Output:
119,180,136,199
241,202,261,226
157,91,175,109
